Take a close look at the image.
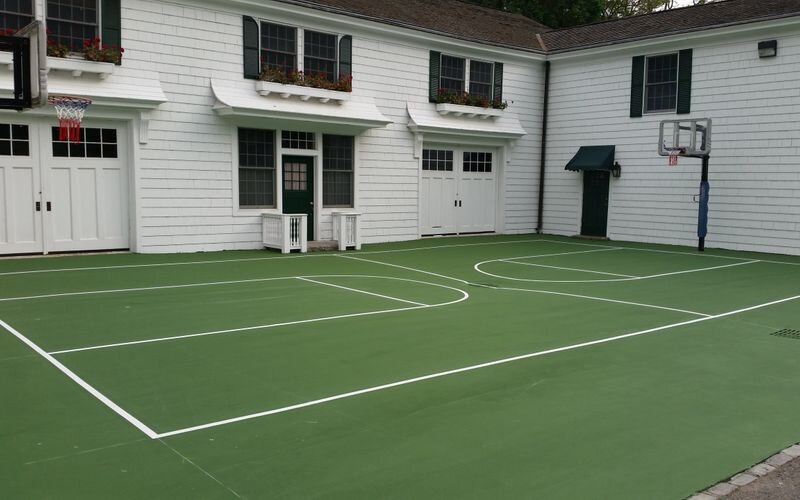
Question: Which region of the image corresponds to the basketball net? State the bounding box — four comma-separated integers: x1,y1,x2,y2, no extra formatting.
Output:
669,153,679,166
48,95,92,143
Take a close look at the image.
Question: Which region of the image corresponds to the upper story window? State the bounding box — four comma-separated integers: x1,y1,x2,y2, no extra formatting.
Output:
47,0,98,51
0,1,34,32
428,51,504,108
630,49,692,118
250,18,350,86
469,61,494,100
645,53,678,113
440,55,465,92
261,22,296,74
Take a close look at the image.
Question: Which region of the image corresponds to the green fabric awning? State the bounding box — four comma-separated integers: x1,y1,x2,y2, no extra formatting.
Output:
565,145,616,171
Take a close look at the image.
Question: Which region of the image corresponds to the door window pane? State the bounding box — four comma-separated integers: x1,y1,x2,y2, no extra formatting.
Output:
0,123,29,156
52,127,118,158
422,149,453,171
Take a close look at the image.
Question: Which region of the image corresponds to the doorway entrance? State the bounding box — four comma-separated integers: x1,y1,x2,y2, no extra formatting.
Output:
282,156,314,241
580,170,610,237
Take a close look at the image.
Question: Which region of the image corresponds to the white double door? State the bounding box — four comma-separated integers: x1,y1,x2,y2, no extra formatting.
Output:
0,120,129,255
420,145,497,236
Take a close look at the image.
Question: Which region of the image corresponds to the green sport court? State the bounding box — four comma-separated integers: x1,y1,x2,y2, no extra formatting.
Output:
2,234,799,499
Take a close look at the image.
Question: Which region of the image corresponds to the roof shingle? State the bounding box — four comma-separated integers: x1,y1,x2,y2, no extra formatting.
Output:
276,0,550,52
542,0,800,52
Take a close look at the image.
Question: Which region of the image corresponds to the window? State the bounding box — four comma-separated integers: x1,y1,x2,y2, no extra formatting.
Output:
440,55,465,92
0,123,29,156
469,61,493,100
0,0,33,31
283,162,307,191
47,0,98,51
322,134,353,207
245,19,351,83
261,22,296,74
281,131,315,150
463,152,492,173
422,149,453,172
644,53,679,113
52,127,117,158
304,30,337,81
430,52,503,104
238,128,275,208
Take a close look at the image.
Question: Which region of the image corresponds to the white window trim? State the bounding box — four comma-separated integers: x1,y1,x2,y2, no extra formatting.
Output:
439,53,496,100
643,52,680,115
258,20,344,79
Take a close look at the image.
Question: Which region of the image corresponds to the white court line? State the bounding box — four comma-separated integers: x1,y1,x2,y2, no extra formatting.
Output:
296,277,428,307
493,286,711,317
155,292,800,439
474,258,759,283
502,248,622,260
0,318,158,439
0,239,543,277
338,255,470,284
504,260,638,278
338,255,711,316
540,238,800,267
0,276,296,302
48,276,468,355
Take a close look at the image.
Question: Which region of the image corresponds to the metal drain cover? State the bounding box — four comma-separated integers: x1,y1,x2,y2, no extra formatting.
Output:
771,329,800,340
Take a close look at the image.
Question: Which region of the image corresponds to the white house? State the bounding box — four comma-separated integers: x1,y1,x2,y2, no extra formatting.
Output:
0,0,798,256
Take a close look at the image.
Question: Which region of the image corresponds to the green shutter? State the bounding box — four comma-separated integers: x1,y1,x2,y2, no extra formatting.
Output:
429,51,441,102
243,16,260,79
339,35,352,78
630,55,645,118
493,62,503,102
677,49,693,114
100,0,121,64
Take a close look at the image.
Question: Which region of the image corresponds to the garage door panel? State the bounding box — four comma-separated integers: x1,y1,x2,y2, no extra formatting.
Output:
77,167,99,241
99,167,125,240
49,167,74,243
11,166,37,245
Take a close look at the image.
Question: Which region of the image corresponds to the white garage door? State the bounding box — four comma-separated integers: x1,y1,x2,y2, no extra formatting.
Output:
0,120,129,255
420,146,496,236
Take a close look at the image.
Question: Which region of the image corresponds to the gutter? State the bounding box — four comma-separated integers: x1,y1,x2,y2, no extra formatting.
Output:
536,60,550,234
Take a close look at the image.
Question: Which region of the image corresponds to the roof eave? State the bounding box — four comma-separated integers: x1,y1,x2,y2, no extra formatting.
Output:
547,12,800,56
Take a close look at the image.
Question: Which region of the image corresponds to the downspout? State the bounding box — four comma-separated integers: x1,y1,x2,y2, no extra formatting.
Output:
536,60,550,233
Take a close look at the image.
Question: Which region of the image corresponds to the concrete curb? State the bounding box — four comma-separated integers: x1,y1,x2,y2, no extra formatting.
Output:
688,443,800,499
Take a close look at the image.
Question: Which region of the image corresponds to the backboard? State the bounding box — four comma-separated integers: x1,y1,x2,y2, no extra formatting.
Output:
658,118,711,158
0,20,47,110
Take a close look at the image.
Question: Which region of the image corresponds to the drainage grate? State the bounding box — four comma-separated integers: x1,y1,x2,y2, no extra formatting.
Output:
771,329,800,340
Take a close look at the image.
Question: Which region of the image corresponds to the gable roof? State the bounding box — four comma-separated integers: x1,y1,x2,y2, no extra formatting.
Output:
275,0,550,52
542,0,800,52
276,0,800,55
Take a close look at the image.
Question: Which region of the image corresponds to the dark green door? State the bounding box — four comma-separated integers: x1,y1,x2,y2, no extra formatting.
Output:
282,156,314,240
580,170,610,237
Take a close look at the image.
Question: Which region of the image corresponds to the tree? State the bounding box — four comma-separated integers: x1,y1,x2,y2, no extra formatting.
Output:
466,0,605,29
466,0,717,28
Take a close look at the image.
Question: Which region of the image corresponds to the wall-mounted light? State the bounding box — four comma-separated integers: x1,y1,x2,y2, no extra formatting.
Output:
758,40,778,58
611,162,622,178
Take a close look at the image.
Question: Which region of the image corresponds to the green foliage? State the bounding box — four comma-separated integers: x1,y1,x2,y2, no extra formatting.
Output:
466,0,716,27
466,0,604,28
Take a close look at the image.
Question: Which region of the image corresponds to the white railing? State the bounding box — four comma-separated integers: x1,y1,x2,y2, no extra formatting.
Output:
332,211,362,251
262,213,308,253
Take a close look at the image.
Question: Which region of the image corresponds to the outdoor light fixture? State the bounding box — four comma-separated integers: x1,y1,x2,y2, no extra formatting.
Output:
758,40,777,58
611,162,622,178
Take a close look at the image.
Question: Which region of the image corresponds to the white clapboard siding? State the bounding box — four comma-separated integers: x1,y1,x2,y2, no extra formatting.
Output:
123,0,543,252
545,32,800,255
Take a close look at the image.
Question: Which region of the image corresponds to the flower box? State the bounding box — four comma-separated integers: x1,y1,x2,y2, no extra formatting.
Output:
435,103,504,119
48,57,114,79
255,80,350,104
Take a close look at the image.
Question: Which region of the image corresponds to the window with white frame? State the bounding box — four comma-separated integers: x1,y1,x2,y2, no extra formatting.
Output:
258,21,345,81
238,128,276,208
0,0,33,31
47,0,98,51
437,53,499,100
322,134,354,207
644,53,679,113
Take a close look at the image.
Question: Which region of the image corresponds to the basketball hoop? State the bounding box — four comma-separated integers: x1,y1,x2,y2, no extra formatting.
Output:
48,95,91,143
